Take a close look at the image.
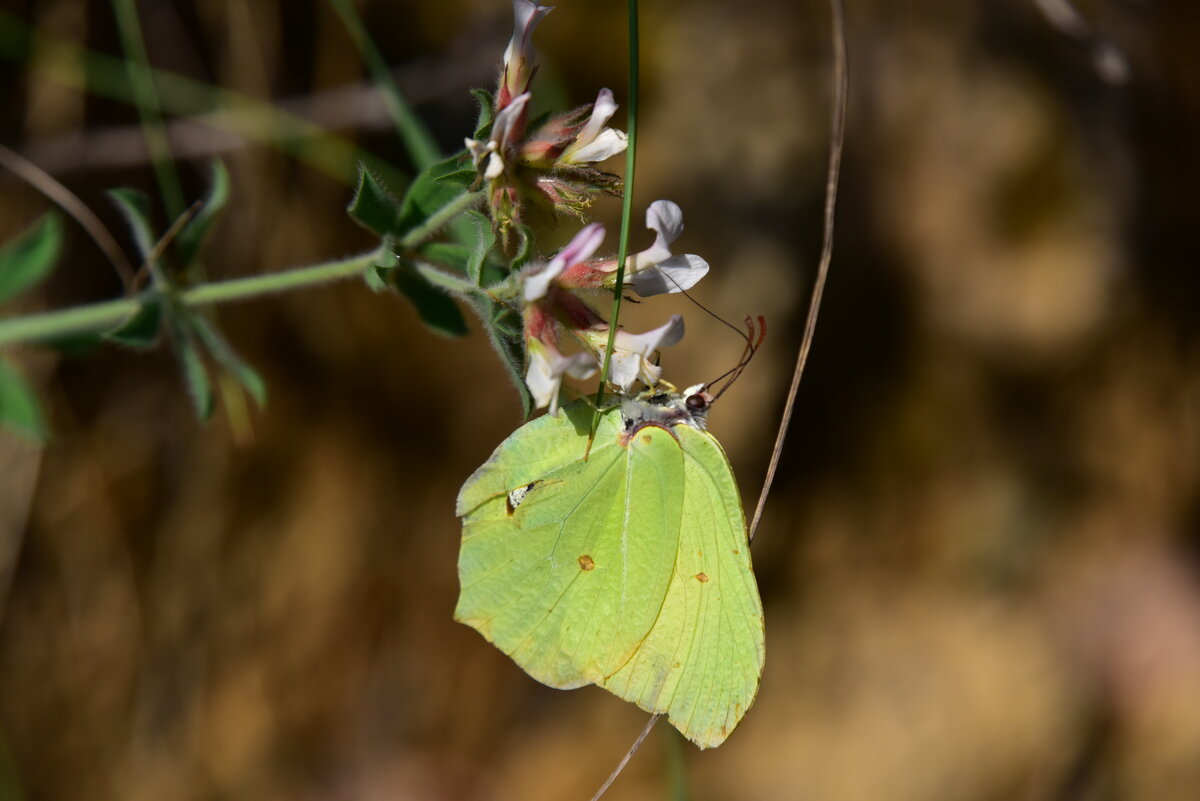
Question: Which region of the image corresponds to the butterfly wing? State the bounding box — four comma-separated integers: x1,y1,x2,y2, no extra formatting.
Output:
456,402,683,688
601,424,765,748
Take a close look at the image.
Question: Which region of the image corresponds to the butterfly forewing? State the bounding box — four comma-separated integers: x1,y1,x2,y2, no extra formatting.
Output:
456,404,683,688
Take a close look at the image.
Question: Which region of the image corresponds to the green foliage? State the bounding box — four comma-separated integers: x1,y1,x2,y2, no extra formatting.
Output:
348,161,491,339
395,155,477,237
167,313,214,421
175,160,230,269
107,187,157,260
392,266,469,338
189,311,267,407
0,359,47,441
470,88,495,140
464,210,496,285
478,298,531,416
0,214,62,306
347,168,404,238
105,299,162,348
104,167,265,421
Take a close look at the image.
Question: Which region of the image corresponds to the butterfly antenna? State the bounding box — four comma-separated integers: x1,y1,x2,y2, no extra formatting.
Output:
660,269,756,347
710,314,768,403
656,269,767,399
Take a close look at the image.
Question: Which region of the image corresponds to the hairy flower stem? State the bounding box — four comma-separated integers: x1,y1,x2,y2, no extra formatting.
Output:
0,247,385,346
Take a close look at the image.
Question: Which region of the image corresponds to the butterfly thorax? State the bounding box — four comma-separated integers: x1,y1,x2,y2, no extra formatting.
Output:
619,382,713,435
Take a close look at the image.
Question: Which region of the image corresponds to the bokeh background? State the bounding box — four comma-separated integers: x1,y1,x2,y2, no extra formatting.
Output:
2,0,1199,799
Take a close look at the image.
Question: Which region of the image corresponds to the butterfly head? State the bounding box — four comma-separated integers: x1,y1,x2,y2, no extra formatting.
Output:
620,382,713,434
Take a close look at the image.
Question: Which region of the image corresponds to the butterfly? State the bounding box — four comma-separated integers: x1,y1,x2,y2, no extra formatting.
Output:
455,383,764,748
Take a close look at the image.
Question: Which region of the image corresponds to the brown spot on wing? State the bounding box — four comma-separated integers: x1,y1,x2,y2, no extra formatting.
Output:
578,555,595,571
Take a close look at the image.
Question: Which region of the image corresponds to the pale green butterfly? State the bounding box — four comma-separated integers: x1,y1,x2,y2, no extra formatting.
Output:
455,382,764,748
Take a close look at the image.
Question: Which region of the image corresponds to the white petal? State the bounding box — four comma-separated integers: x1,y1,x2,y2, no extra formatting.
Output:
560,351,599,380
483,151,505,180
491,92,530,147
627,254,710,296
525,348,560,411
616,314,685,353
503,1,554,71
525,347,597,414
557,222,606,267
606,349,642,391
646,200,684,246
573,88,618,148
522,262,561,302
523,223,606,301
564,128,628,164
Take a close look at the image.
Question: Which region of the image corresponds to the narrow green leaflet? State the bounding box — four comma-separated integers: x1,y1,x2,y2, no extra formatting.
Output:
0,213,62,305
166,314,214,421
395,154,477,237
108,188,156,260
456,392,764,748
463,210,496,285
105,300,162,348
470,88,495,140
174,159,230,268
391,266,468,338
347,167,404,238
0,360,47,441
188,311,267,407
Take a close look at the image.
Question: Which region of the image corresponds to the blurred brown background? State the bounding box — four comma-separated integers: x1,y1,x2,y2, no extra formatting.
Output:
2,0,1200,799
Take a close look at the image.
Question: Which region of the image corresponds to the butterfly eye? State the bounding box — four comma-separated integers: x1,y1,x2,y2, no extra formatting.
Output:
685,394,707,411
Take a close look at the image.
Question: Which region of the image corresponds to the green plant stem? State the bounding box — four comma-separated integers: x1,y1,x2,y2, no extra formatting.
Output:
399,191,484,249
591,0,640,426
0,247,384,346
111,0,186,219
328,0,441,170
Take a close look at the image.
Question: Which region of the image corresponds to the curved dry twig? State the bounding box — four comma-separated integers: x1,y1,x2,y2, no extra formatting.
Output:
748,0,848,546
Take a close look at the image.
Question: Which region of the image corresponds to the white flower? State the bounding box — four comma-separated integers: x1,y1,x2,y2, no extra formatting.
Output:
501,0,554,103
526,340,598,415
523,223,606,302
583,315,685,392
624,200,710,296
559,88,628,165
466,92,531,181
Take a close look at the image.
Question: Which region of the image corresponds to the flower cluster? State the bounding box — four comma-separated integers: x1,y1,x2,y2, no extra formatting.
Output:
467,0,627,244
469,1,713,415
520,201,709,413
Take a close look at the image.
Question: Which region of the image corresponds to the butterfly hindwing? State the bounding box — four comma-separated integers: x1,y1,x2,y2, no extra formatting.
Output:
601,424,764,748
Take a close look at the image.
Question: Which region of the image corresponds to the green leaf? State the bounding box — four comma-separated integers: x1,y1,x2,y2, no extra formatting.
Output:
464,210,496,285
104,299,162,348
363,264,389,293
187,312,267,408
347,166,405,237
509,222,534,271
391,265,468,338
167,315,214,421
175,159,230,268
108,188,156,260
417,241,471,274
470,296,531,416
396,154,477,236
471,88,495,140
0,213,63,305
0,360,47,441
